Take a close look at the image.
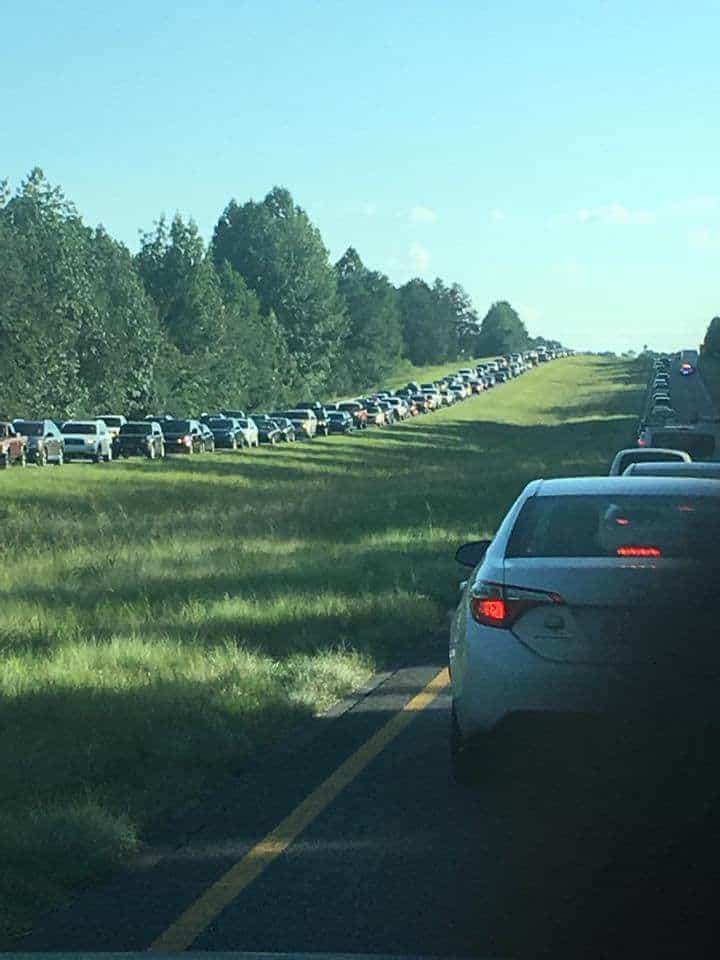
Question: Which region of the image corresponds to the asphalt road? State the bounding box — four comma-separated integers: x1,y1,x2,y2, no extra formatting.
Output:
644,355,717,424
13,643,720,959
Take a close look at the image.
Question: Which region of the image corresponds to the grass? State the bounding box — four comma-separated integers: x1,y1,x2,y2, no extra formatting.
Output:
0,354,646,940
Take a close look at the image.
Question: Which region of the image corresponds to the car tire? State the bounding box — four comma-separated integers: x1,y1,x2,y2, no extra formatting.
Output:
450,703,487,786
159,443,165,459
19,449,27,467
55,449,64,466
105,447,112,463
148,444,156,460
95,448,103,463
36,447,48,467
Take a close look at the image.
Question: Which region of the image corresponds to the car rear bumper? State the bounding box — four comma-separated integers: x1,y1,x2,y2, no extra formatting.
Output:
452,621,720,735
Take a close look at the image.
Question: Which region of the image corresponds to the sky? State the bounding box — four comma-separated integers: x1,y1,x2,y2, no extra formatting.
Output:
2,0,719,353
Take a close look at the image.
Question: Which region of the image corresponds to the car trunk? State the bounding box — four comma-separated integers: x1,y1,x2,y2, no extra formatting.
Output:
503,557,720,673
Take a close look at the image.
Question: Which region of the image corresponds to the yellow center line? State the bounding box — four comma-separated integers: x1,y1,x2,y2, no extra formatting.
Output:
150,667,450,953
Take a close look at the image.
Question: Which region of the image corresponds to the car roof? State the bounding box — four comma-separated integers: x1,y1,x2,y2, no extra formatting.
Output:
535,476,720,497
625,461,720,478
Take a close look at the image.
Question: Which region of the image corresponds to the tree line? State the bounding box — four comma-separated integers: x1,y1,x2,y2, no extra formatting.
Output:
0,169,559,417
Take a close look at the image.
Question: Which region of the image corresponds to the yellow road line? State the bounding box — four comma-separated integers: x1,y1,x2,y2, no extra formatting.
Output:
150,667,450,953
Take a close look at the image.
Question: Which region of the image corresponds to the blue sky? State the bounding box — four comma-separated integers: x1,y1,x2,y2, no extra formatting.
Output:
3,0,719,352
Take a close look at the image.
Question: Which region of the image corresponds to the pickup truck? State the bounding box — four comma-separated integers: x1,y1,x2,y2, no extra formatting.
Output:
0,422,28,468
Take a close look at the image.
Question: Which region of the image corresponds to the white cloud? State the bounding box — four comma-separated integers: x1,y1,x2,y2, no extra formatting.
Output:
575,202,655,225
489,208,506,222
407,242,431,272
408,205,438,224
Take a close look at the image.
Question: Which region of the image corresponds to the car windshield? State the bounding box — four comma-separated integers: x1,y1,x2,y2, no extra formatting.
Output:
164,420,190,432
506,494,720,561
120,423,151,435
14,421,43,436
208,418,232,428
61,423,96,434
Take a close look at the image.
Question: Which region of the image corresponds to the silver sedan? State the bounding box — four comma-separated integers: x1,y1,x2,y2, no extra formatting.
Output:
449,476,720,783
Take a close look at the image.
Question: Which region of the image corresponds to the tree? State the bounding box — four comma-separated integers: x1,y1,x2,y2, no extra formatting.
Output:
701,316,720,357
476,301,530,356
212,187,348,396
335,247,403,390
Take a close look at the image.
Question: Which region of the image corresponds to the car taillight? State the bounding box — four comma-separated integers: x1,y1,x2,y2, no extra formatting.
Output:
469,581,564,629
616,546,661,558
637,437,647,447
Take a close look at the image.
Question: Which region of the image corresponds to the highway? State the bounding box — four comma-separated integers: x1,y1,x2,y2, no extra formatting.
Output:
14,649,720,958
642,354,717,426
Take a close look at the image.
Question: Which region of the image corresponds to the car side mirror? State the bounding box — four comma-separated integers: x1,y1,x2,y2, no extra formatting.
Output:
455,540,492,567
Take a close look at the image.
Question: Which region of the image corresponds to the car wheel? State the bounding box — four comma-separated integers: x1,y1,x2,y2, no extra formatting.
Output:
159,443,165,459
106,447,112,463
19,448,27,467
450,703,486,786
95,447,103,463
36,447,48,467
148,444,156,460
55,449,64,466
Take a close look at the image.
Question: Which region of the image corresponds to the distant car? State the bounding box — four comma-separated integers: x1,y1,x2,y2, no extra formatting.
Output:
114,420,165,459
412,394,431,413
279,409,317,439
95,414,126,440
201,417,244,449
609,447,691,475
337,401,368,429
235,417,259,448
295,402,330,436
649,404,677,421
651,392,671,405
450,476,720,783
364,403,386,427
162,419,204,454
679,349,698,375
220,409,247,419
61,420,112,462
255,418,284,445
327,410,355,434
623,461,720,479
12,419,64,465
0,421,28,468
198,423,216,452
267,416,297,442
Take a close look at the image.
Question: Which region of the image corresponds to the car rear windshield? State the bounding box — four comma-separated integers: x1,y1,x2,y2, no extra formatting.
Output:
14,421,43,435
506,494,720,560
618,451,684,473
120,423,151,435
101,417,123,427
61,423,96,434
164,420,190,432
208,418,232,427
652,432,715,459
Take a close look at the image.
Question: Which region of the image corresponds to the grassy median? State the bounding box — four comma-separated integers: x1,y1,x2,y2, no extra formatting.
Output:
0,355,645,939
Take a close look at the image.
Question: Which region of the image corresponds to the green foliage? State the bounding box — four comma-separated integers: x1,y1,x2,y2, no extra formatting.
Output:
212,187,348,396
0,170,562,417
334,247,403,391
701,316,720,358
476,300,530,356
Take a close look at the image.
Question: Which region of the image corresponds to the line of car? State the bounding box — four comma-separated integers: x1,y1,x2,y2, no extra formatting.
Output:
450,349,720,784
0,347,572,469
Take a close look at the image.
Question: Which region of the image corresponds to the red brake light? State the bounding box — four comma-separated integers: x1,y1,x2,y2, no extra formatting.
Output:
637,437,647,447
616,546,661,558
470,582,564,629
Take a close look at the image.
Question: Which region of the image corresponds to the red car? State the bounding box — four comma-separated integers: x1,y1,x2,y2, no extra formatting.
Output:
337,401,368,429
0,422,27,468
